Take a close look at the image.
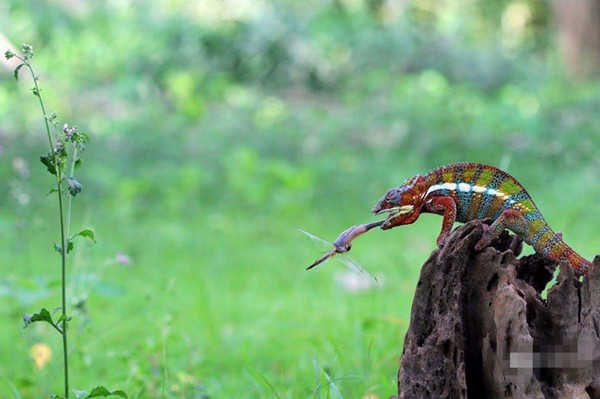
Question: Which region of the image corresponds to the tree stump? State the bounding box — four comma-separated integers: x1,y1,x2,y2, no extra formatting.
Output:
396,220,600,399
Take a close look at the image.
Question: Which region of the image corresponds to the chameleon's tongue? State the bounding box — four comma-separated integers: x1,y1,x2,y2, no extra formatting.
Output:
332,220,385,250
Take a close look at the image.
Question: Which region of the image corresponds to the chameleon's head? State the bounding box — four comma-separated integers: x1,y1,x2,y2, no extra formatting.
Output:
372,174,426,230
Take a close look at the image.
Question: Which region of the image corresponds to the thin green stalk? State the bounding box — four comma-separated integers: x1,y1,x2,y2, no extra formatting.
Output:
21,58,70,399
65,146,79,239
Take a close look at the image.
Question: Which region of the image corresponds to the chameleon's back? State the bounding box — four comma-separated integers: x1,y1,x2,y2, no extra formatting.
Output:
423,163,590,274
424,163,538,225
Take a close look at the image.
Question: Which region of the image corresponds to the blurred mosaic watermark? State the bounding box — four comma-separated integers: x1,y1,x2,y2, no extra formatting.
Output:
510,337,598,369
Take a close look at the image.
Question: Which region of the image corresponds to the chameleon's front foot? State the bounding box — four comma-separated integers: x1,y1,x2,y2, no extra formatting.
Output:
436,233,449,248
474,224,491,251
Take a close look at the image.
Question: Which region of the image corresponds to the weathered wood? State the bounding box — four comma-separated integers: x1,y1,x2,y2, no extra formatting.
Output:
396,220,600,399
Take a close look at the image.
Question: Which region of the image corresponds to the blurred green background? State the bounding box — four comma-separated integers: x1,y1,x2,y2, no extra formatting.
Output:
1,1,599,398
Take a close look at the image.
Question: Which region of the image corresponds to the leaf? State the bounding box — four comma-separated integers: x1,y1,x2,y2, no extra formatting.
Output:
246,367,282,399
23,308,53,328
79,386,127,398
71,228,96,244
2,376,23,399
47,188,60,196
50,395,65,399
323,371,344,399
13,63,24,80
40,154,57,176
67,178,83,196
74,159,82,169
46,112,57,122
54,241,74,254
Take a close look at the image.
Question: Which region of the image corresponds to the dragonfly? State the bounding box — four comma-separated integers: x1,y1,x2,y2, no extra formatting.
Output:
299,221,385,283
301,204,415,280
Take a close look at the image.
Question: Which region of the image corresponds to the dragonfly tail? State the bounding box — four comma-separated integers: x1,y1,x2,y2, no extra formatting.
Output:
306,251,335,270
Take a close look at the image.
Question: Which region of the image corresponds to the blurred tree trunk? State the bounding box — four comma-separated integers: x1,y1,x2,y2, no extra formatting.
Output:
552,0,600,76
394,221,600,399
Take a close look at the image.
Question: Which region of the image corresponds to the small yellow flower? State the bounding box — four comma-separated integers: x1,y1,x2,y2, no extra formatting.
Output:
30,343,52,369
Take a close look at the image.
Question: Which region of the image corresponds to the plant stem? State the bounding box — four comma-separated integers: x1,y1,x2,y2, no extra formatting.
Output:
65,146,79,239
23,60,70,399
58,170,69,399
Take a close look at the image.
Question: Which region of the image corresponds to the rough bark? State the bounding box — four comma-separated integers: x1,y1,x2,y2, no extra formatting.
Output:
395,220,600,399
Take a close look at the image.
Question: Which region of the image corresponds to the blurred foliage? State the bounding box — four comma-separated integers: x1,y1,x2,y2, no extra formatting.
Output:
0,0,599,398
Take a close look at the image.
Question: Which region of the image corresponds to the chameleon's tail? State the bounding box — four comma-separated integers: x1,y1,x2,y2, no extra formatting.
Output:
561,246,592,275
535,231,591,275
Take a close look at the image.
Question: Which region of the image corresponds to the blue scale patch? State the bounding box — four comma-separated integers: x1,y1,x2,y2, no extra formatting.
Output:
541,243,552,256
477,192,496,219
508,190,530,203
456,183,473,222
523,210,542,221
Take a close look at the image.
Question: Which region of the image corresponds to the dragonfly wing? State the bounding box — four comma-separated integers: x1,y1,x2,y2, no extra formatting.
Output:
298,228,333,247
299,228,339,270
300,228,379,283
337,253,379,284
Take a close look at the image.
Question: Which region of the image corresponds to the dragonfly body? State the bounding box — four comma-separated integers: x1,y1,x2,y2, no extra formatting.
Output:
300,221,383,272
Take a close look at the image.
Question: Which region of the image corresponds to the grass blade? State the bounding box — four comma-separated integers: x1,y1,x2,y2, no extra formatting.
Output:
247,367,282,399
323,371,344,399
2,377,22,399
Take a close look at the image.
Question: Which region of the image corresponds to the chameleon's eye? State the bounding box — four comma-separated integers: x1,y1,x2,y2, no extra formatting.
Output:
387,189,401,203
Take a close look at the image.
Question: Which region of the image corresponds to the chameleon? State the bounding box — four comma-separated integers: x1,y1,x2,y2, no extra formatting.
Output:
371,162,591,276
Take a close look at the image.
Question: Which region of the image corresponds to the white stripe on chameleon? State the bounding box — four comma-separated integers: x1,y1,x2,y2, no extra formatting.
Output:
427,183,516,204
425,182,457,196
458,183,471,192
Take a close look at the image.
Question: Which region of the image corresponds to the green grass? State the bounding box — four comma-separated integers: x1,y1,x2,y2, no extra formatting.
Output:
0,200,421,398
1,166,599,398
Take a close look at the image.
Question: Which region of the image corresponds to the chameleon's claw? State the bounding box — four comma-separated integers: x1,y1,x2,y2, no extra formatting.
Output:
436,233,448,248
474,223,491,251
